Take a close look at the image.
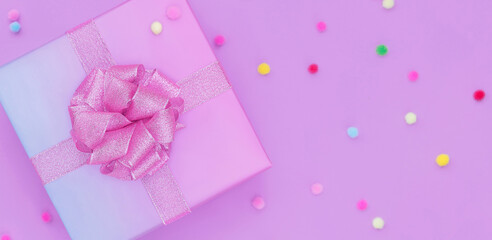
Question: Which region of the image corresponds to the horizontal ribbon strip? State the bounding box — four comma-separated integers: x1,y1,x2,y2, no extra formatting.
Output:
32,61,230,185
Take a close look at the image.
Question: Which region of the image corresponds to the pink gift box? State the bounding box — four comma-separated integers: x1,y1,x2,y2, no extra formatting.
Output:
0,0,270,239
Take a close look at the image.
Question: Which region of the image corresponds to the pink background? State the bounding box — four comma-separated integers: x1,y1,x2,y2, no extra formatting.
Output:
2,0,492,239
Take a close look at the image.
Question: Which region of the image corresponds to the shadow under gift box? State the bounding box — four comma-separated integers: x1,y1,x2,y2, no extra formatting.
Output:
0,0,271,239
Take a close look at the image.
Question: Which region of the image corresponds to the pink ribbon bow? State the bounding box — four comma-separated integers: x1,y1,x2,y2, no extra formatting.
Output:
69,65,184,180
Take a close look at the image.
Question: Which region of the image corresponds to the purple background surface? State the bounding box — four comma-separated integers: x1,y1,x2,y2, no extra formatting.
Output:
2,0,492,239
0,0,125,66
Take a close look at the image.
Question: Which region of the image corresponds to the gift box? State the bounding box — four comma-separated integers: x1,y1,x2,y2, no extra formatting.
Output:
0,0,271,239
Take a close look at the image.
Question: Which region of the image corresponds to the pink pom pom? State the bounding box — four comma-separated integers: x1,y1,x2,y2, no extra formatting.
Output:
7,9,20,21
1,234,10,240
408,71,419,82
251,196,265,210
317,21,326,32
214,35,226,46
311,182,324,195
41,211,52,222
357,199,368,210
166,6,181,20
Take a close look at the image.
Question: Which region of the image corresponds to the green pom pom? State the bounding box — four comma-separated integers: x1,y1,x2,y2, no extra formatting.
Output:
376,45,388,56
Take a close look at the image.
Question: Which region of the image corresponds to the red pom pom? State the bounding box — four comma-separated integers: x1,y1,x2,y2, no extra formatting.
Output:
308,64,318,74
474,90,485,101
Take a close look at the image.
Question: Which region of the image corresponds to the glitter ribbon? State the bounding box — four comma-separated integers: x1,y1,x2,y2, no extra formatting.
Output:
69,65,184,181
30,20,231,224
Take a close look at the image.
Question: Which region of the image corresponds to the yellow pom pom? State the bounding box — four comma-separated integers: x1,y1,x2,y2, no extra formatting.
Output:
405,112,417,125
372,217,385,230
436,154,450,167
257,63,271,75
382,0,395,9
151,21,163,35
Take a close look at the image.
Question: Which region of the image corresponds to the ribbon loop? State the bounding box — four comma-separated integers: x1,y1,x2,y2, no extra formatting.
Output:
70,65,183,181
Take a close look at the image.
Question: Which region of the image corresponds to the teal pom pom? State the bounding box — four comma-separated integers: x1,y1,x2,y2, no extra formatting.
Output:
9,21,21,33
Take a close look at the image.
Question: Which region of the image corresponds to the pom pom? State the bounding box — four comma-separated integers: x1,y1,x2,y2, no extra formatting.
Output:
166,6,181,20
408,71,419,82
317,21,326,32
382,0,395,9
7,9,20,21
150,21,163,35
251,196,265,210
41,211,52,223
436,154,450,167
257,63,271,75
357,199,368,210
308,64,318,74
214,35,225,46
372,217,385,229
311,183,324,195
9,21,21,33
474,89,485,101
347,127,359,139
405,112,417,125
376,45,388,56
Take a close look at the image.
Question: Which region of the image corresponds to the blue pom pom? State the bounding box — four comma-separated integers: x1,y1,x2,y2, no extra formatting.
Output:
9,21,21,33
347,127,359,139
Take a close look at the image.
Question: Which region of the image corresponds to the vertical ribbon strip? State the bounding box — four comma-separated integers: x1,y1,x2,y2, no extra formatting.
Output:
67,20,115,73
30,20,231,225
